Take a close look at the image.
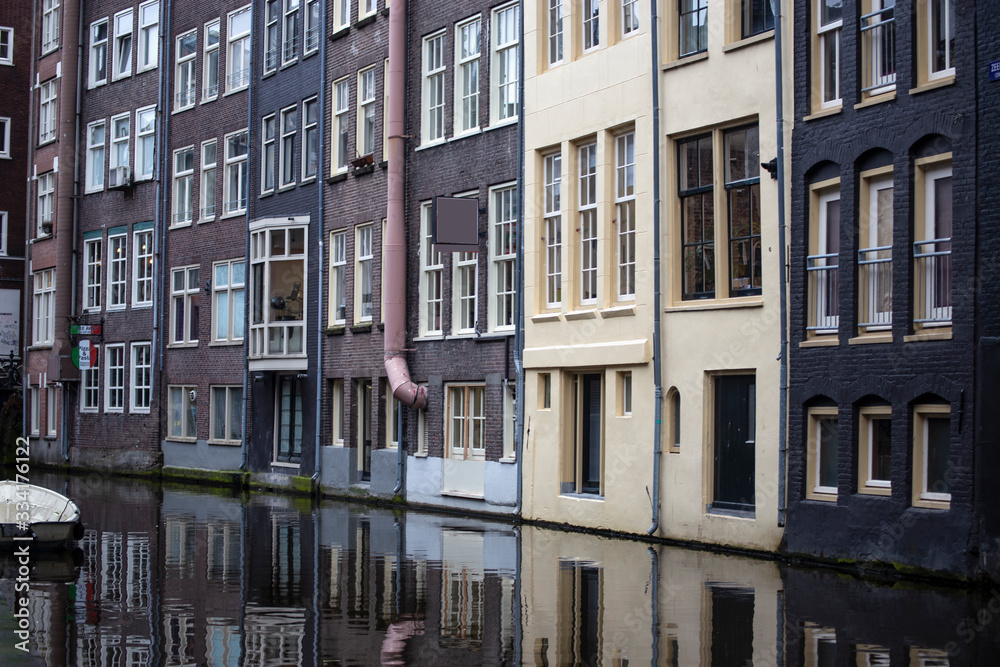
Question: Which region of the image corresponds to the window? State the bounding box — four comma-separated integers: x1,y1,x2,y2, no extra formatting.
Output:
203,20,220,99
0,117,7,159
712,374,755,512
227,6,251,92
105,344,125,413
679,134,713,299
171,266,200,345
265,0,279,73
0,211,6,256
860,0,896,96
137,1,159,71
334,0,351,32
419,203,443,336
47,387,57,436
111,114,130,171
454,252,477,333
618,371,632,416
578,142,598,306
583,0,599,51
87,121,106,192
357,68,377,156
914,158,951,327
858,170,893,332
329,231,347,325
360,0,376,20
919,0,954,83
490,184,516,331
29,388,39,435
37,172,54,236
814,0,842,109
224,130,248,214
249,225,306,358
423,33,446,144
283,0,301,65
280,105,297,188
331,379,345,445
0,27,11,65
725,126,761,296
39,79,57,144
332,78,350,174
201,140,217,219
742,0,773,39
548,1,563,65
82,350,100,412
806,406,838,500
84,238,102,311
136,106,155,181
305,0,320,54
175,31,197,110
130,342,151,413
912,404,950,508
616,132,636,299
90,20,109,86
356,224,374,322
539,373,551,409
680,0,708,57
807,181,840,334
42,0,59,54
262,114,276,194
32,269,55,345
385,389,400,449
622,0,639,37
172,147,195,225
133,229,153,306
858,405,891,495
113,9,133,80
565,373,603,495
213,259,245,343
302,97,318,180
168,385,197,440
276,376,303,463
447,385,486,461
544,152,563,308
668,388,681,452
210,386,243,443
492,4,519,123
455,18,480,134
108,233,127,309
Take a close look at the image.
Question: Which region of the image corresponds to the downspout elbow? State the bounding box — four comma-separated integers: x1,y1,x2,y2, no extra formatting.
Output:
385,356,427,410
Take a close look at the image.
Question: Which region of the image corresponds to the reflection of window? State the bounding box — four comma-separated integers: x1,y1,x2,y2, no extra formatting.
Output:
213,259,245,343
447,384,486,461
440,565,484,649
858,170,893,333
133,229,154,306
914,157,951,328
806,406,838,500
558,562,602,664
250,224,307,358
210,385,243,443
855,645,890,666
329,231,347,325
544,152,562,308
912,403,950,509
105,345,126,413
709,587,754,667
807,181,840,334
130,342,151,413
170,266,200,345
489,184,517,331
419,203,443,336
168,386,197,440
858,404,891,495
803,623,836,667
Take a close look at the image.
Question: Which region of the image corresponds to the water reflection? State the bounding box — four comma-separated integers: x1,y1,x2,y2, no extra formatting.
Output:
1,470,998,666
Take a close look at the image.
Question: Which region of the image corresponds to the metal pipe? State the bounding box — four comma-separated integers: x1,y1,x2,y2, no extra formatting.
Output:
513,0,526,516
647,0,664,536
153,0,169,459
240,2,256,473
384,0,426,410
393,395,404,494
21,0,39,444
772,0,789,527
314,0,328,485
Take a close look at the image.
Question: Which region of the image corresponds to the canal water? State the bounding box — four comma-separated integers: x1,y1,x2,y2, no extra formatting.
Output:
1,469,998,666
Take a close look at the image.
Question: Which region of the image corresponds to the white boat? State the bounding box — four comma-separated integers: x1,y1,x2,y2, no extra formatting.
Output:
0,481,82,550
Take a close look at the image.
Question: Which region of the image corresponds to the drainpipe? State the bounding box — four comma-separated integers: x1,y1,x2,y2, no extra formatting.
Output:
647,0,664,535
241,6,256,473
22,0,38,443
153,0,169,461
513,0,525,516
393,399,404,494
313,0,328,486
773,0,789,528
384,0,426,410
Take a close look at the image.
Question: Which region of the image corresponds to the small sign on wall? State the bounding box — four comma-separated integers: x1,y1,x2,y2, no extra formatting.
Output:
0,289,19,358
991,60,1000,82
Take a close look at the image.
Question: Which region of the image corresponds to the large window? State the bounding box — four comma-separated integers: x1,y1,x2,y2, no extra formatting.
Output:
419,203,444,336
227,6,251,92
456,17,481,134
280,105,297,188
356,224,374,323
39,79,57,144
249,225,306,358
111,114,130,172
332,78,350,174
858,405,891,495
0,27,10,66
914,158,951,328
108,233,127,309
814,0,842,110
282,0,301,65
858,170,893,332
42,0,60,54
358,69,377,156
447,385,486,462
454,251,477,334
616,132,636,299
33,269,55,345
577,142,598,306
224,130,248,214
201,140,217,219
172,147,195,225
860,0,896,96
582,0,599,51
302,97,318,180
105,344,125,413
544,152,562,308
213,260,245,343
423,33,446,145
724,126,761,296
133,229,153,306
492,3,519,123
741,0,773,39
622,0,640,37
36,172,54,237
130,342,151,413
806,406,838,501
807,181,840,334
679,0,708,57
548,0,564,65
137,1,159,72
90,19,109,87
203,20,220,99
84,238,102,312
175,31,197,110
921,0,954,83
490,184,517,331
171,265,200,345
329,231,347,325
265,0,279,73
87,121,106,192
304,0,320,54
135,106,155,181
211,386,243,444
168,385,197,440
912,403,950,509
262,114,276,194
678,134,713,299
113,9,133,80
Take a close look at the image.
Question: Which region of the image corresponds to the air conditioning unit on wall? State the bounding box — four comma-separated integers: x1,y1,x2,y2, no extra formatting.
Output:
108,165,131,190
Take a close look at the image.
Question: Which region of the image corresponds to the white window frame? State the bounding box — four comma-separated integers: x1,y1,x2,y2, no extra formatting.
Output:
360,0,377,20
806,406,839,500
578,142,598,307
104,344,125,413
582,0,600,51
170,265,200,345
355,224,374,323
32,268,55,346
212,259,245,343
82,351,100,413
548,1,564,65
455,17,481,135
108,232,127,310
419,202,443,336
37,172,54,237
41,0,60,55
329,231,347,325
226,6,252,93
203,20,220,100
111,113,130,171
29,387,40,435
422,32,446,145
168,385,197,440
137,1,159,72
492,3,519,125
0,211,7,256
89,19,109,87
248,224,308,359
331,379,345,445
622,0,640,37
200,139,217,220
223,129,248,215
135,106,155,181
112,9,134,81
915,161,952,326
816,0,842,109
334,0,351,32
262,114,276,194
130,342,152,413
619,371,632,416
84,237,102,312
454,251,478,334
265,0,280,74
927,0,954,81
47,386,57,436
86,120,106,192
172,146,195,226
305,0,320,54
0,117,7,159
282,0,301,66
358,67,377,156
913,404,951,508
544,152,563,308
489,183,517,332
175,30,197,111
858,405,892,495
0,27,12,66
446,384,486,462
616,132,636,300
133,229,153,307
39,79,57,144
332,78,350,174
279,104,297,188
302,96,318,181
210,385,243,444
859,171,893,332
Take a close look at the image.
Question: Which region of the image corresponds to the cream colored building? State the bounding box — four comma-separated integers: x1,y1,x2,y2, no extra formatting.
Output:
522,0,792,552
521,0,657,534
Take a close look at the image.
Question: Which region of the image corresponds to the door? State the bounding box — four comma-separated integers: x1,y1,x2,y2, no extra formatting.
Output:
574,373,603,495
713,374,755,512
275,375,303,464
357,379,371,481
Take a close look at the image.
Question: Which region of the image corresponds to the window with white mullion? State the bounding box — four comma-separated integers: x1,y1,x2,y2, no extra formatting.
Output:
334,0,351,32
137,1,159,71
582,0,599,51
200,140,217,219
213,259,245,343
329,231,347,325
86,121,106,192
108,234,127,309
203,20,220,99
36,172,54,236
304,0,320,54
133,229,153,306
423,33,446,144
172,147,195,225
32,269,55,345
357,225,374,322
544,152,563,308
39,80,57,144
360,0,376,19
175,31,197,110
265,0,280,73
90,19,109,87
817,0,842,108
113,9,133,81
42,0,60,54
84,238,102,312
105,344,125,413
226,6,251,92
171,265,200,344
493,4,519,123
135,107,156,181
455,18,481,134
490,185,517,331
548,0,563,65
262,115,276,194
224,130,248,214
0,28,10,66
616,132,636,299
578,143,598,306
420,203,443,336
211,385,243,443
455,252,478,334
130,342,151,413
283,0,301,65
111,114,129,171
622,0,640,36
358,69,377,156
82,352,100,413
332,79,350,173
928,0,954,80
280,105,297,187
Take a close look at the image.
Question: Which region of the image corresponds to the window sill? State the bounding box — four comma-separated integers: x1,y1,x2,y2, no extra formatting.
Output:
912,497,950,510
474,332,514,342
197,217,215,224
200,96,217,105
848,334,893,346
665,296,763,313
662,51,708,72
600,305,635,319
706,506,755,520
484,117,518,133
499,457,516,464
413,334,444,341
414,451,428,458
167,342,199,349
530,312,562,323
209,340,243,347
132,303,153,310
169,221,194,230
805,491,837,502
207,439,242,447
356,14,376,29
446,332,478,340
803,106,843,122
326,172,348,184
171,106,196,116
84,188,105,195
799,337,839,348
220,210,246,220
350,322,373,333
329,27,350,43
558,492,604,502
449,127,482,143
414,139,447,153
271,461,300,469
904,329,952,343
722,30,773,53
564,309,597,321
165,437,196,444
441,490,485,500
854,91,896,110
909,76,955,96
27,344,53,351
858,485,891,497
278,183,296,193
325,325,346,336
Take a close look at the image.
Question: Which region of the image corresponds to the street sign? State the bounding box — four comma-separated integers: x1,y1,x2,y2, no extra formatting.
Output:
991,60,1000,83
70,324,102,336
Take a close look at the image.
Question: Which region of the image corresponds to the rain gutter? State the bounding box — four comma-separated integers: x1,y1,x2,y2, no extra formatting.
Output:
647,0,664,535
513,0,526,515
773,0,789,527
314,0,328,485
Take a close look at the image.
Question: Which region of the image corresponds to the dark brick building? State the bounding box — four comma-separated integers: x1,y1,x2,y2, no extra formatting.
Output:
784,0,980,577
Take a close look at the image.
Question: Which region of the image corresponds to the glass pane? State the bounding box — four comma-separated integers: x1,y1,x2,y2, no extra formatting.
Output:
212,387,226,439
818,417,838,488
870,417,891,482
926,416,950,494
820,0,842,26
229,388,243,441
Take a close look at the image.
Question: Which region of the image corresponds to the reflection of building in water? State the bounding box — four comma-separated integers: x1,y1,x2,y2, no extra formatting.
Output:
243,606,306,665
